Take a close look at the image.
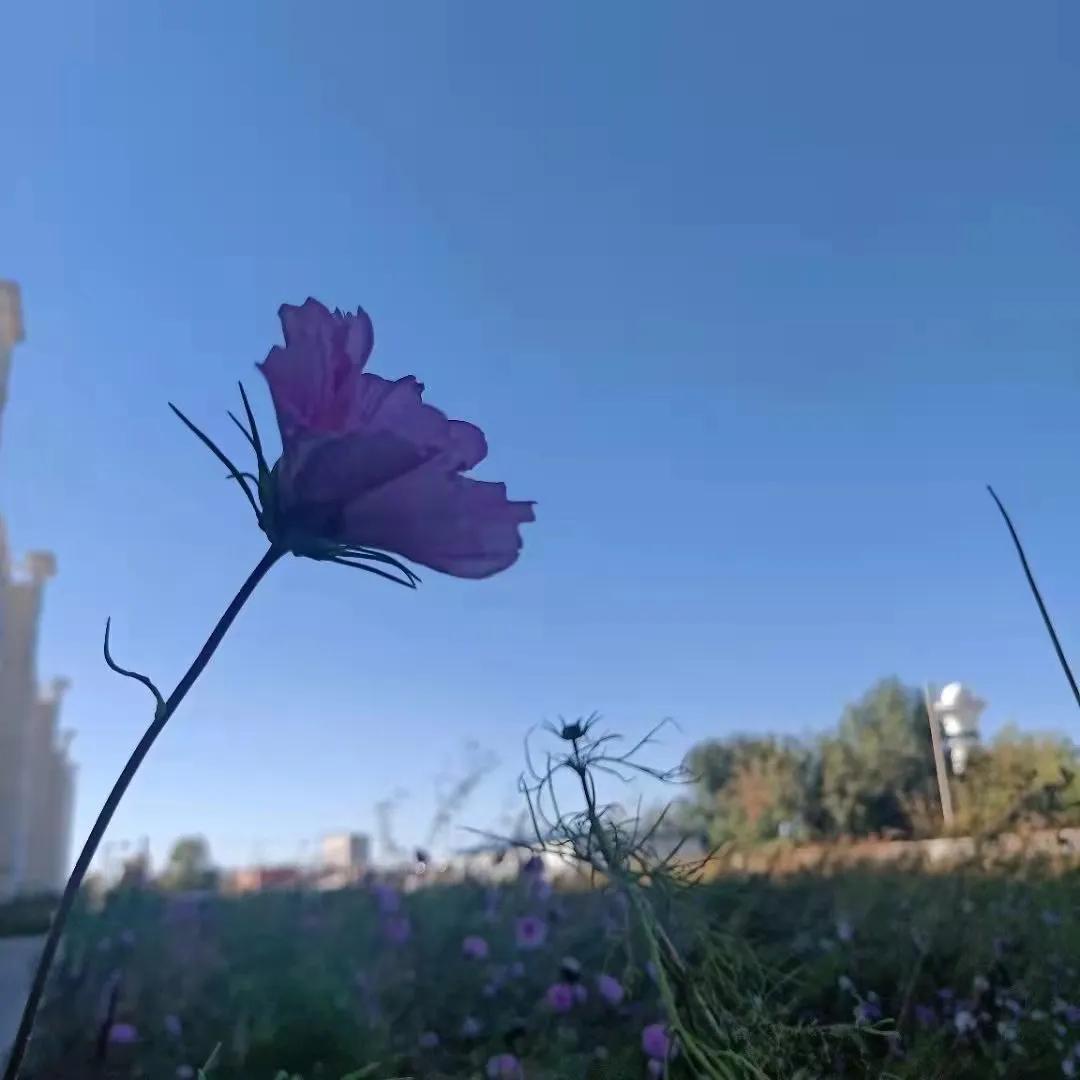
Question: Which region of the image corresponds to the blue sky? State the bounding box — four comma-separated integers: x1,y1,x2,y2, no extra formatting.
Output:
1,3,1078,870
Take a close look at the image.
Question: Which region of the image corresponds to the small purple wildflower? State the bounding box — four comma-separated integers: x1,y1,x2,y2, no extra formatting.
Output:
462,935,490,960
914,1004,937,1027
164,1013,183,1039
545,982,575,1014
418,1031,440,1050
573,983,588,1004
382,914,411,945
642,1023,673,1062
954,1008,977,1035
515,915,547,950
176,1068,195,1080
461,1016,482,1039
108,1023,139,1045
510,960,526,979
597,974,625,1006
486,1053,525,1079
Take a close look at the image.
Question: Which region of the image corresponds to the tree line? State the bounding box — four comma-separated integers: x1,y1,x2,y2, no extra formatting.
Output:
679,677,1080,846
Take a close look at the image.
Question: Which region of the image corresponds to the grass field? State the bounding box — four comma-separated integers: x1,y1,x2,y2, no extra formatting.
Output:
14,854,1080,1080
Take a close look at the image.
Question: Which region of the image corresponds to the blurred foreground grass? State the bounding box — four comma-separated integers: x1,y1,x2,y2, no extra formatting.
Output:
12,855,1080,1079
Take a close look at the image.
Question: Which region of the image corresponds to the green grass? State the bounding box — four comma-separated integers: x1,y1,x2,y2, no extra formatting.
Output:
16,860,1080,1079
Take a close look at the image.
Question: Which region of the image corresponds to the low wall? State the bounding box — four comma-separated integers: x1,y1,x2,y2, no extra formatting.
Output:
700,827,1080,877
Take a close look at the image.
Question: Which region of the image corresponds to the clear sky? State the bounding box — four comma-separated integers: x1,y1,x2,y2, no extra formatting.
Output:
1,3,1078,871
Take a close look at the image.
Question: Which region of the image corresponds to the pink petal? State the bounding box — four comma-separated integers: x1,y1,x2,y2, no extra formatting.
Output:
259,299,373,443
342,467,535,578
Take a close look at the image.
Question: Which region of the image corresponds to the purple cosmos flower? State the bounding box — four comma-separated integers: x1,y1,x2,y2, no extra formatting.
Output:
545,982,575,1014
597,974,625,1007
642,1023,673,1062
418,1031,440,1050
463,935,490,960
486,1053,525,1079
108,1023,139,1045
257,299,535,579
382,914,411,946
515,915,548,950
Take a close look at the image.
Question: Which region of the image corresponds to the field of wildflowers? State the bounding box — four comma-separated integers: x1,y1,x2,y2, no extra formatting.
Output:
17,853,1080,1079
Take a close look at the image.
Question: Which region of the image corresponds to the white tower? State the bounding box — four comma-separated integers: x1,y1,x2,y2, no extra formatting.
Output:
933,682,985,776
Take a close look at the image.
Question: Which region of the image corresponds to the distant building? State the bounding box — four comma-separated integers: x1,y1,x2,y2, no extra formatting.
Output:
316,832,370,890
225,865,303,894
0,281,76,899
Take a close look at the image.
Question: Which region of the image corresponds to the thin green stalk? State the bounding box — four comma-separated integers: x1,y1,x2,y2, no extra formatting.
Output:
2,545,284,1080
988,485,1080,711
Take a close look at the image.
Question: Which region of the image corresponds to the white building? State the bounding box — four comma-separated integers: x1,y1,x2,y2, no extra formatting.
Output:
316,831,371,889
0,281,75,899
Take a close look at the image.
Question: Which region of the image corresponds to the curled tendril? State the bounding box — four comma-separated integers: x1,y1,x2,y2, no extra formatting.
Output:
103,618,165,716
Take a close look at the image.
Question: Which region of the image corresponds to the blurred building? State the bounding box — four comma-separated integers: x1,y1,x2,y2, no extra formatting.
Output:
316,831,370,890
0,281,76,899
225,865,304,894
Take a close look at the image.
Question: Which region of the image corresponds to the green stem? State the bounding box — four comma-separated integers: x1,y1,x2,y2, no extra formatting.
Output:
2,546,284,1080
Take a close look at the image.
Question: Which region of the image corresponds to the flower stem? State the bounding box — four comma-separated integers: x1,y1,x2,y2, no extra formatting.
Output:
2,545,284,1080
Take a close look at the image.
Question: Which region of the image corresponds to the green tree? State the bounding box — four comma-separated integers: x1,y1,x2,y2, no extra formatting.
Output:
684,735,817,845
952,727,1080,833
160,835,217,891
819,677,938,838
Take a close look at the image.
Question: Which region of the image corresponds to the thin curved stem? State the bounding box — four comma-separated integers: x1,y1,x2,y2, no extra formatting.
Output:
988,485,1080,712
2,545,284,1080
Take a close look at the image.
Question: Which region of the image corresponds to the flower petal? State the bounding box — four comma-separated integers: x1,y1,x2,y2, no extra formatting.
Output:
258,299,373,445
342,467,535,579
